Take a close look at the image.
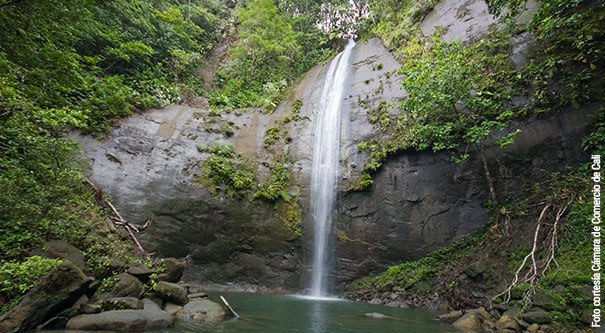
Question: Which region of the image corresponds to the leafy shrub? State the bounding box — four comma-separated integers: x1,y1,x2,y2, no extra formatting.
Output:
200,143,255,198
0,256,64,314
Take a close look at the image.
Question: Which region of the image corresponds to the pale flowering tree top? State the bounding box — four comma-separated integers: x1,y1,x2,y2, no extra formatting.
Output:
317,0,370,39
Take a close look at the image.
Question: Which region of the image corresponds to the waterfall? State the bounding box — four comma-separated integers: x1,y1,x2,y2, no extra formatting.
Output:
309,40,356,297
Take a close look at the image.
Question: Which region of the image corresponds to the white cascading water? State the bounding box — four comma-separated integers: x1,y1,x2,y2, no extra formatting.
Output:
309,40,356,298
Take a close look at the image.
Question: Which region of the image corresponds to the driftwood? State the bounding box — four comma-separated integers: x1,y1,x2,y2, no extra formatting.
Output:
37,316,68,330
83,176,147,256
220,295,239,318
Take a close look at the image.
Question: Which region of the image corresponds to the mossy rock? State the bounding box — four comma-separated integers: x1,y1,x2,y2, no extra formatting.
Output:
155,281,187,305
532,291,565,311
521,310,552,324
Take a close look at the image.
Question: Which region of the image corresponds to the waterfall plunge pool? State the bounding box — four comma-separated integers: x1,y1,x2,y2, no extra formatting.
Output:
41,292,460,332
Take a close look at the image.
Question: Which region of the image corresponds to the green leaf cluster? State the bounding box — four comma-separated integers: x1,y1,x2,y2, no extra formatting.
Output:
0,256,64,314
199,143,255,198
254,162,291,202
209,0,331,111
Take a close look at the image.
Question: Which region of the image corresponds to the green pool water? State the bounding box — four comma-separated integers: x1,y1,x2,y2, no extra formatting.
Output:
160,292,458,333
41,292,461,332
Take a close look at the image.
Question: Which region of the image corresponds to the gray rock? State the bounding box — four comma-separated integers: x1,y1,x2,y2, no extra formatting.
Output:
66,309,173,330
521,310,551,324
128,263,155,282
526,323,540,333
464,261,487,278
141,298,162,311
0,262,93,332
531,291,565,311
452,312,482,331
164,302,183,316
160,258,186,283
438,310,463,323
101,297,142,311
187,292,208,300
80,301,103,314
97,273,145,300
496,309,521,332
177,299,225,322
43,240,87,271
155,281,188,305
142,293,163,308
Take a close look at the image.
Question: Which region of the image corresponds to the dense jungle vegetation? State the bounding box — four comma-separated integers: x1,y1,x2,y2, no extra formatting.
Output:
344,0,605,329
0,0,336,313
0,0,604,329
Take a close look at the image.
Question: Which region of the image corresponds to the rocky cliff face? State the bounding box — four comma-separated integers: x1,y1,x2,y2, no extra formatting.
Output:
75,0,590,291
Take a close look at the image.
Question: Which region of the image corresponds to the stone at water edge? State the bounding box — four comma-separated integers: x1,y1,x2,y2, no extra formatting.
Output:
0,262,93,333
187,292,208,300
452,312,482,331
155,281,188,305
177,299,225,322
66,309,174,330
164,302,183,316
438,310,463,323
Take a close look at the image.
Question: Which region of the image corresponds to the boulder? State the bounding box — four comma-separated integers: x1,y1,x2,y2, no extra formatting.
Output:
177,299,225,322
155,281,187,305
164,302,183,316
521,310,551,324
531,291,565,311
438,310,463,323
0,262,93,332
97,273,144,299
187,292,208,300
66,309,173,330
101,297,143,311
158,258,185,283
452,312,482,331
496,310,521,332
43,240,87,271
526,323,540,333
127,263,155,283
141,298,162,311
142,293,163,307
463,262,487,279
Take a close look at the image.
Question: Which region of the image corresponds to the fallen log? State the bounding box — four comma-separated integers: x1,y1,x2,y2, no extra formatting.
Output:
83,176,147,256
220,295,239,318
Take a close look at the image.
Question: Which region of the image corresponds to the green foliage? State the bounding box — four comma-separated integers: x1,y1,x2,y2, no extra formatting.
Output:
0,0,226,289
291,99,304,120
488,0,605,110
264,125,283,148
366,0,439,58
277,192,302,237
347,231,484,292
199,143,255,198
222,122,235,136
395,35,519,153
254,162,292,202
0,256,64,314
581,106,605,153
209,0,330,110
